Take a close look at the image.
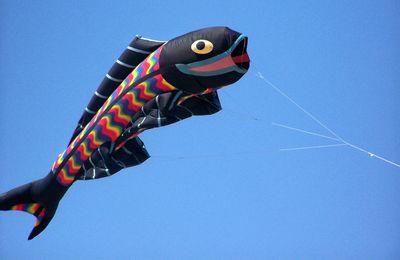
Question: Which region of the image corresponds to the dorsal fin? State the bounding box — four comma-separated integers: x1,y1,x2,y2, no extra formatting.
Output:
68,36,166,145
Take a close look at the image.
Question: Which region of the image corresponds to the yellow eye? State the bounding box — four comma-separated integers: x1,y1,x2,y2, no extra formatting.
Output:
191,40,213,54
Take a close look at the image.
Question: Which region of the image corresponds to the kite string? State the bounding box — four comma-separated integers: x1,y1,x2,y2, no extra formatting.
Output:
280,143,348,152
255,71,345,142
271,121,352,152
220,89,260,121
271,122,342,142
254,69,400,169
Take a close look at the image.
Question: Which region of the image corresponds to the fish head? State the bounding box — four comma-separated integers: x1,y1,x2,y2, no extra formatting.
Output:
160,26,250,93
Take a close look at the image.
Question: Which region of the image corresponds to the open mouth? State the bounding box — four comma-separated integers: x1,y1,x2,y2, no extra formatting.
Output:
231,36,250,70
176,35,250,76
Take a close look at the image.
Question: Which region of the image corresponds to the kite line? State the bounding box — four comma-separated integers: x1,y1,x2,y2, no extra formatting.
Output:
254,70,400,169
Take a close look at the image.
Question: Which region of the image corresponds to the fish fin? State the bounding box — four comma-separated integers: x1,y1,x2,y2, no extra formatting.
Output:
178,91,222,115
111,137,150,168
77,137,150,181
69,36,166,144
0,173,68,240
27,205,57,240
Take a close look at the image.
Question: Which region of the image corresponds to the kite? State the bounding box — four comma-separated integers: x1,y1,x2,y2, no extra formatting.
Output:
0,26,250,239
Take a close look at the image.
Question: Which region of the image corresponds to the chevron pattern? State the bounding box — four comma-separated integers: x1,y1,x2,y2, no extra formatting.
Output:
52,46,176,185
10,203,46,227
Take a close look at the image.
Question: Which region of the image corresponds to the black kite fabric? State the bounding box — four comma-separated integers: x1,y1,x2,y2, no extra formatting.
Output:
0,27,250,239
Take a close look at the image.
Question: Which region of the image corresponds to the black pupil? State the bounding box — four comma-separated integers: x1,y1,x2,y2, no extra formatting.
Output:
196,41,206,50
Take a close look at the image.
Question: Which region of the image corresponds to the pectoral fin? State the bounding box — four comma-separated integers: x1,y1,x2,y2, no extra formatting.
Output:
78,137,150,180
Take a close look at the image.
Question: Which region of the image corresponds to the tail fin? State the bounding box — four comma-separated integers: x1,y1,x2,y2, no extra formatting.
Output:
0,173,67,240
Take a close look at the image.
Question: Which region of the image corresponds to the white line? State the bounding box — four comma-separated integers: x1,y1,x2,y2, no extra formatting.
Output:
136,35,166,43
255,71,345,142
85,107,96,114
97,148,110,173
137,117,146,128
280,143,348,151
272,122,341,142
88,157,97,179
343,141,400,168
156,95,161,127
82,163,87,180
95,91,108,99
116,59,136,69
106,74,123,83
169,91,183,110
254,70,400,169
126,46,151,54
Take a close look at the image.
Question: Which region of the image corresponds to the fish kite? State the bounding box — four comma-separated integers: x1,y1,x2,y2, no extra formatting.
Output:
0,26,250,239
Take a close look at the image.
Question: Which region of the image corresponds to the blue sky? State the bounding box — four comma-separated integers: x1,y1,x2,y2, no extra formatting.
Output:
0,0,399,259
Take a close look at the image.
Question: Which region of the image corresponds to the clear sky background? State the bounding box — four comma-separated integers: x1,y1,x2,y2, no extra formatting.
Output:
0,0,399,259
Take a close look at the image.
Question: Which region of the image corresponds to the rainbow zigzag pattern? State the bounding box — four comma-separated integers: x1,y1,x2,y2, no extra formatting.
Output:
52,46,176,185
11,203,45,227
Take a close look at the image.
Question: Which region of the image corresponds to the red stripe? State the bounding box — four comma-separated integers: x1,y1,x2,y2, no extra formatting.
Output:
98,118,119,140
13,204,24,210
87,132,99,150
232,52,250,63
75,145,87,161
122,92,142,112
66,158,80,172
140,60,151,77
136,83,154,101
108,106,130,125
189,55,236,73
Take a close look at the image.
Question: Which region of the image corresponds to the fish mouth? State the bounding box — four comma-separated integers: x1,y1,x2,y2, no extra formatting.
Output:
176,35,250,76
231,36,250,71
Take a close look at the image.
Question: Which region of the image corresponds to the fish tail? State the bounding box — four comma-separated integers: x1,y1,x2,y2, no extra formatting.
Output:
0,173,69,240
